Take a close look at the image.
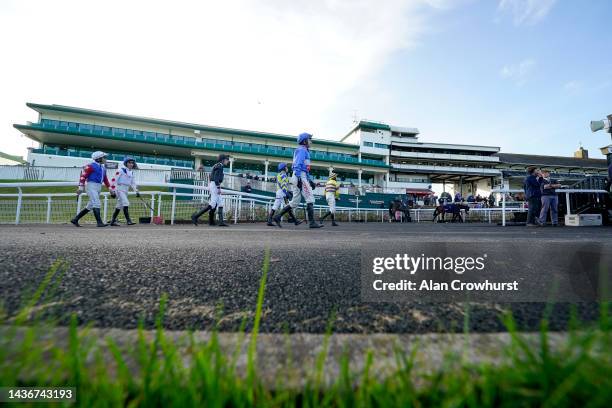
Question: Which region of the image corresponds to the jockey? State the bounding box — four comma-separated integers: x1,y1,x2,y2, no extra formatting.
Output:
191,154,230,226
273,132,323,228
267,162,301,226
109,156,140,226
319,172,340,226
71,151,115,227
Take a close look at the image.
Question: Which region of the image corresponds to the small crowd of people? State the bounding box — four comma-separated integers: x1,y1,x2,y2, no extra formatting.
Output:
523,166,564,227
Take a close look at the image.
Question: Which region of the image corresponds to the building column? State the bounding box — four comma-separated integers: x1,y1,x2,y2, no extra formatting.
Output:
459,176,463,197
328,166,334,176
358,169,363,188
385,172,389,188
442,180,446,192
264,160,270,180
229,157,234,174
194,155,203,170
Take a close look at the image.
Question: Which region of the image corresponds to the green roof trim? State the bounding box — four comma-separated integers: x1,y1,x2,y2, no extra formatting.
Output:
359,121,391,131
25,103,359,150
14,124,391,170
0,151,26,164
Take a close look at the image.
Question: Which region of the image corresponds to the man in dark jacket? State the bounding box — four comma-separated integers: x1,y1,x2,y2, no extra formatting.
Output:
523,166,542,226
538,170,562,226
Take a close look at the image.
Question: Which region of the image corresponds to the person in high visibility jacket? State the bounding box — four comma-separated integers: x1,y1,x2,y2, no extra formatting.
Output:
267,162,301,226
320,173,340,226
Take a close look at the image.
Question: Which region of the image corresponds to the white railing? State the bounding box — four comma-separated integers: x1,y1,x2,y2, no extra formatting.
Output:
3,181,605,226
491,188,609,226
0,165,170,184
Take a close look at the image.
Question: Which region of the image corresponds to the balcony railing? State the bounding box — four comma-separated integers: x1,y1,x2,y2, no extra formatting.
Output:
32,147,194,168
28,120,389,169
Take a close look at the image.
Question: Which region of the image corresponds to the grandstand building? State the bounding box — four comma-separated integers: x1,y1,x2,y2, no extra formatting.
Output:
13,103,609,199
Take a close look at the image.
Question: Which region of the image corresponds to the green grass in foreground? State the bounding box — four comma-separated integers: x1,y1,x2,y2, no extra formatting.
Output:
0,256,611,407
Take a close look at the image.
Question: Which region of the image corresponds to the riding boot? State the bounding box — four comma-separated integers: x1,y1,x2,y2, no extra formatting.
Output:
273,205,292,228
320,211,331,221
217,207,229,227
70,208,90,227
208,207,217,226
191,204,211,226
92,208,107,227
109,208,121,226
267,209,276,226
331,213,339,226
123,207,135,225
307,203,323,228
288,209,303,226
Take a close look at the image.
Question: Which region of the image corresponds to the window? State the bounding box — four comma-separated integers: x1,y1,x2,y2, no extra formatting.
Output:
374,143,388,149
363,141,373,147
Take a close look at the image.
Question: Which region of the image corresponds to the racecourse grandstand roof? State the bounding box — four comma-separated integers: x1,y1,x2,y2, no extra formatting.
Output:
25,103,358,150
497,153,608,169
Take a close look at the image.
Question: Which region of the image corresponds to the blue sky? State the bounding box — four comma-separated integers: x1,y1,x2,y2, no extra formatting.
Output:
0,0,610,159
322,0,612,157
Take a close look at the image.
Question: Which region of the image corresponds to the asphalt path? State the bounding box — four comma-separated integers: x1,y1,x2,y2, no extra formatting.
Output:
1,222,610,333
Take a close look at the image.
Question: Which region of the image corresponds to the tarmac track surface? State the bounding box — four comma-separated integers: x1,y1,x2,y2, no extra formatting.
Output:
1,223,610,333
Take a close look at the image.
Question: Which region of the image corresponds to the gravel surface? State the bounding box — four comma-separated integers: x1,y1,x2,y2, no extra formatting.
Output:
1,223,609,333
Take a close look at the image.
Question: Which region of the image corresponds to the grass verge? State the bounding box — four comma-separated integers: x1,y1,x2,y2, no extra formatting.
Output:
0,253,610,407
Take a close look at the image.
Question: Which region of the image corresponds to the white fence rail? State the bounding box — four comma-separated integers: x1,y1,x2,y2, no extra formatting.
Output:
0,165,170,184
1,181,607,226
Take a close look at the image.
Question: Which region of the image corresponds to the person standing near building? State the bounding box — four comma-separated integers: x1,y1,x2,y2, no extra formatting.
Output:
108,156,140,226
523,166,543,226
320,172,340,226
71,151,115,227
538,170,562,226
273,132,323,228
191,154,230,227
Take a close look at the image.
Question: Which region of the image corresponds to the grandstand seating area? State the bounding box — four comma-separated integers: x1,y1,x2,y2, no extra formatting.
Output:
33,146,194,168
35,119,388,168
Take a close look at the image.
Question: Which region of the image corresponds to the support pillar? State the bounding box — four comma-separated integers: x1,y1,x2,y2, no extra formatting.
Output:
328,166,334,176
194,155,203,170
229,157,234,174
459,176,463,197
264,160,269,180
358,169,363,188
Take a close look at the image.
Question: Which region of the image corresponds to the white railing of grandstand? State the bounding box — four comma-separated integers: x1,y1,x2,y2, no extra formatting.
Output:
491,188,609,226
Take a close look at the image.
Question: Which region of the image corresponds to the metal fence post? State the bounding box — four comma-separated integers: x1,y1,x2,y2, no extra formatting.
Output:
46,196,52,224
157,193,162,217
234,196,239,224
502,193,506,226
103,194,108,223
150,194,155,218
15,187,23,225
77,194,82,214
171,188,176,225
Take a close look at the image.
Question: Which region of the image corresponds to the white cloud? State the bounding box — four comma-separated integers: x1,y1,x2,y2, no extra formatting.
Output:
0,0,454,156
498,0,557,25
563,80,584,93
500,58,536,86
